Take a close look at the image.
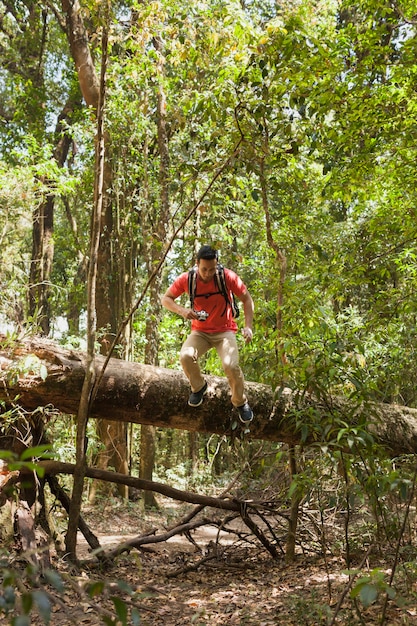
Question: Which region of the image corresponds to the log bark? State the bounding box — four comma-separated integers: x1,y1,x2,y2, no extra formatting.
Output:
1,336,417,455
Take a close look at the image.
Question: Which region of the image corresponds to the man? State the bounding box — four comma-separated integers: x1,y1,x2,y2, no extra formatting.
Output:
161,244,254,423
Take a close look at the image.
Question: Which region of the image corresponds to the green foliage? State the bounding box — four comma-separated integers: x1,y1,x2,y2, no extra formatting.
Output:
86,575,155,626
0,558,62,625
0,556,149,626
349,568,397,609
4,355,48,386
0,445,54,480
1,2,417,614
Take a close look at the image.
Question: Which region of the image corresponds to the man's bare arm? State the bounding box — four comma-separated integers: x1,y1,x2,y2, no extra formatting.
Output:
160,288,198,320
239,290,254,343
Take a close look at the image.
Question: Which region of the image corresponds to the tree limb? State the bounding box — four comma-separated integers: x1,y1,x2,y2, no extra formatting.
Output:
37,461,269,513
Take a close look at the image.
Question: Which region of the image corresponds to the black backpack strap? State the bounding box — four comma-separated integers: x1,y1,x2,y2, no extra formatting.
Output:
214,265,228,316
188,266,197,310
214,265,240,318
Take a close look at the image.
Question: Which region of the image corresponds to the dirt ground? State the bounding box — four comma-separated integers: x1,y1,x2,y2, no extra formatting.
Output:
12,497,417,626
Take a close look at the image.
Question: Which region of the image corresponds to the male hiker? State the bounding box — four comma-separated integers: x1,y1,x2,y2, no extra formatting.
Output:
161,244,254,423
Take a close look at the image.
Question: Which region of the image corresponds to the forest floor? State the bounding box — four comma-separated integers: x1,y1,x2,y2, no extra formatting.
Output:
15,495,417,626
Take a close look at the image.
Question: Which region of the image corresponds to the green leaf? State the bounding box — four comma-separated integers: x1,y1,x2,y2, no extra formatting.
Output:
0,450,15,461
112,596,128,625
88,580,105,597
32,591,51,624
359,583,378,608
21,592,33,614
116,580,134,594
43,569,64,593
20,445,53,461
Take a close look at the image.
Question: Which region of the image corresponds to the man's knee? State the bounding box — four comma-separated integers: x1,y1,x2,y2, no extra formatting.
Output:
180,347,197,367
223,362,242,379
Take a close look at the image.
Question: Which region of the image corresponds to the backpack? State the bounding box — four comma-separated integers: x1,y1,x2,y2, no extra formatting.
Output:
188,264,240,319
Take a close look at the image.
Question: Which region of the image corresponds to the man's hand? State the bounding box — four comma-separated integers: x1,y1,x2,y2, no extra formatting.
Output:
183,308,199,320
242,327,253,343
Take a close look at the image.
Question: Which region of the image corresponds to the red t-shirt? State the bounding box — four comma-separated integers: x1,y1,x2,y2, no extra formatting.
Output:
169,268,247,333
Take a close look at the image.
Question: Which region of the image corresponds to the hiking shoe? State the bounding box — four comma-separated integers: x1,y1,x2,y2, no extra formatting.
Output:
188,382,208,407
237,402,253,423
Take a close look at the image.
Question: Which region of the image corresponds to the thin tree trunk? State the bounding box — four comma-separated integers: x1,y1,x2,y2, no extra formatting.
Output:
285,447,301,562
90,133,130,501
189,432,199,474
61,0,129,500
29,198,54,335
140,279,160,509
65,9,109,560
139,34,171,508
260,156,288,369
62,196,88,334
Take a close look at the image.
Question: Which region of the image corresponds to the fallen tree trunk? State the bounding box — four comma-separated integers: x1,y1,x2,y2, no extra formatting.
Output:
1,336,417,455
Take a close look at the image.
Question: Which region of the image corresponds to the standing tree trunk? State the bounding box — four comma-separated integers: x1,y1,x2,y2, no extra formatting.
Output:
91,148,129,501
8,3,48,335
259,156,288,370
63,197,88,335
29,196,54,336
189,432,199,474
139,35,170,508
29,94,82,335
23,4,80,337
61,0,129,500
65,8,109,559
140,272,161,509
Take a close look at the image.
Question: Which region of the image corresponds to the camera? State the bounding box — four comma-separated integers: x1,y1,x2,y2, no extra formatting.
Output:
195,310,209,322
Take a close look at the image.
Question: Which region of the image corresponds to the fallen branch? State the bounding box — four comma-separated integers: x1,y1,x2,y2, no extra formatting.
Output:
167,552,219,578
36,461,287,561
37,460,277,513
106,517,219,558
46,474,102,555
239,505,281,560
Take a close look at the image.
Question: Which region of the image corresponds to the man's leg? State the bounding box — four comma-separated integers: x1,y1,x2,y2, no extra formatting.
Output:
214,332,247,407
180,331,211,392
